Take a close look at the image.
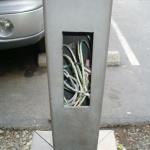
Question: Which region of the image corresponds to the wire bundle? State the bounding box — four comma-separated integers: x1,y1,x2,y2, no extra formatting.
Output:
63,39,92,107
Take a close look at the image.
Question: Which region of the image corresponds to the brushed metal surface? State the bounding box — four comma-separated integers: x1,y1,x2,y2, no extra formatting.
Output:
43,0,113,149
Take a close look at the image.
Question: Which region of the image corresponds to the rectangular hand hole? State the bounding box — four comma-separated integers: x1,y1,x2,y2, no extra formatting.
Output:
63,32,93,107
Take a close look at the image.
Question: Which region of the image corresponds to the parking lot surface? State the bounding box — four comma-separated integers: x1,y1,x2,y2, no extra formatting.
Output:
0,0,150,129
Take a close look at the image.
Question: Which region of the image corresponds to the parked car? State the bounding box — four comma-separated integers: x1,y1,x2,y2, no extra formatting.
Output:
0,0,44,50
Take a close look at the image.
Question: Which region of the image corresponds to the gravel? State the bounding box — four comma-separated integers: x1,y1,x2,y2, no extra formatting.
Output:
1,125,150,150
0,130,33,150
115,125,150,150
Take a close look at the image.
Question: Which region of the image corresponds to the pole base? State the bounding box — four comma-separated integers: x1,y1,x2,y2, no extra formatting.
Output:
31,130,117,150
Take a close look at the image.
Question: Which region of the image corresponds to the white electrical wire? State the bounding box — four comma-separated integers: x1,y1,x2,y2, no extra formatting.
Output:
63,38,92,107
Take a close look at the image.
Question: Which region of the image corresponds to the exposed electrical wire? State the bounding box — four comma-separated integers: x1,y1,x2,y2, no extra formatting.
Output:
63,37,92,107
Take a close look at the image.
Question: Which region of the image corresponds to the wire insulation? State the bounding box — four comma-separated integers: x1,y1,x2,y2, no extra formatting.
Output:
63,38,92,107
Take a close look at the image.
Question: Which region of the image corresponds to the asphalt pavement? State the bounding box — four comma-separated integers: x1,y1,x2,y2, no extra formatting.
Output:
102,0,150,126
0,0,150,129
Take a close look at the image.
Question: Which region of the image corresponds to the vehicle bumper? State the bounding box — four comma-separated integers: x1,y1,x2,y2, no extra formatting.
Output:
0,7,44,49
0,30,44,50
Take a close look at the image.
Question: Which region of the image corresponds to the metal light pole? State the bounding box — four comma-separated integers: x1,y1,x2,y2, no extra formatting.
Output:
43,0,113,149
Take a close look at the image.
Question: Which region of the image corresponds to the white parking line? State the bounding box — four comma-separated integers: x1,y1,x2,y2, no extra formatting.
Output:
111,19,140,66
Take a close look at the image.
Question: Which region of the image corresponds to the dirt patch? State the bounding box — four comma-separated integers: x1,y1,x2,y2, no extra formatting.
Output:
115,125,150,150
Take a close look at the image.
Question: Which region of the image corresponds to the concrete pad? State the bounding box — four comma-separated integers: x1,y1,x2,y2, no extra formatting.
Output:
107,51,121,66
38,53,47,67
32,131,53,150
98,130,117,150
31,130,117,150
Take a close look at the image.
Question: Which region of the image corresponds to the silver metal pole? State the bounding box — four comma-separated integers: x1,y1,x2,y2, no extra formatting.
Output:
43,0,113,149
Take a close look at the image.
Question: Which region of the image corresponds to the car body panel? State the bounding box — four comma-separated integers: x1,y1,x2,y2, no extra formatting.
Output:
0,7,44,40
0,30,44,50
0,0,44,50
0,0,43,14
